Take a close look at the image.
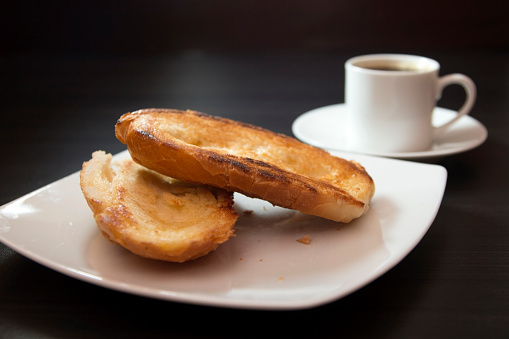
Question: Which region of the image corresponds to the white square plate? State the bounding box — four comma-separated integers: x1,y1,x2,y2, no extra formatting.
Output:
0,150,446,310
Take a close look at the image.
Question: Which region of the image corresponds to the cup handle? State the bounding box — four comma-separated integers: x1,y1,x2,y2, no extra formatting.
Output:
433,74,477,137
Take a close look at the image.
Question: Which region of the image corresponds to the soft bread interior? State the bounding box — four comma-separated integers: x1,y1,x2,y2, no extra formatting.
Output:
80,151,238,263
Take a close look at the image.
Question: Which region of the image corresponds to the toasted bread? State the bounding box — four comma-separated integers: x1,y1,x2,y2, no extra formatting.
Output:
115,109,375,223
79,151,238,263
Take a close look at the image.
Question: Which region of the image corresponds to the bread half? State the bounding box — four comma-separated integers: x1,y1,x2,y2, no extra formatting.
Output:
80,151,238,262
116,109,375,223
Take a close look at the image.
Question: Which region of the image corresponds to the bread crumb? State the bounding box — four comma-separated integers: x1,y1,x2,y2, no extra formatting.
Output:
259,259,263,262
297,234,311,245
278,276,284,282
239,258,243,261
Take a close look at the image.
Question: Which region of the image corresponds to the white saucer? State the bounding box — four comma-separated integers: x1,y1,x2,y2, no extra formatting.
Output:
292,104,488,160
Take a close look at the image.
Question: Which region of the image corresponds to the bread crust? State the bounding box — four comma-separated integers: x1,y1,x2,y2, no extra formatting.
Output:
80,151,238,263
116,109,375,223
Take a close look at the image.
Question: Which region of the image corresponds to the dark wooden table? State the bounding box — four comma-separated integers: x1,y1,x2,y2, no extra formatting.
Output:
1,49,508,338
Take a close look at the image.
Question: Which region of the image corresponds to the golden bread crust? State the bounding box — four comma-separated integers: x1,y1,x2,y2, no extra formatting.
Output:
115,109,375,223
79,151,238,263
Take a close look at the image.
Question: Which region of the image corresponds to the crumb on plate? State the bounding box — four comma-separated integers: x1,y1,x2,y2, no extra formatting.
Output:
297,234,311,245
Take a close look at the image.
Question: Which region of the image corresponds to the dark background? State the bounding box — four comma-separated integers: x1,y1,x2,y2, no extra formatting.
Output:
1,0,508,197
1,1,508,338
2,0,507,55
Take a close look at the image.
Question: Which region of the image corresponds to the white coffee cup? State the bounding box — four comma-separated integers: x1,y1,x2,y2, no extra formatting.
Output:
345,54,476,153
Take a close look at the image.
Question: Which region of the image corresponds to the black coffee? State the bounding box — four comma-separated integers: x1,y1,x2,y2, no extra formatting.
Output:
362,65,418,71
361,65,418,72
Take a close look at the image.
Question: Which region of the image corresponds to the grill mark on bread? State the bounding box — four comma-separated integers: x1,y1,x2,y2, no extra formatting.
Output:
208,153,251,173
257,169,291,183
245,157,279,169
